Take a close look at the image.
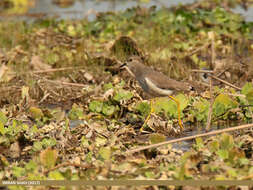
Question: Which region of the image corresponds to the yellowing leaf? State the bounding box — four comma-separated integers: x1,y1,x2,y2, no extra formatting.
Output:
40,148,58,169
29,107,44,119
98,147,111,161
220,133,234,150
213,94,237,116
150,133,166,144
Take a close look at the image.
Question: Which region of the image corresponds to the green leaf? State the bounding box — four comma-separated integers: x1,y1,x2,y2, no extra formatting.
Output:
42,138,57,148
33,141,43,152
195,137,204,150
0,111,7,125
193,98,210,121
213,94,237,116
29,107,44,120
217,149,229,160
241,82,253,104
95,136,107,147
103,82,114,91
81,136,90,147
150,133,166,144
12,166,26,178
68,104,84,120
113,89,133,102
48,171,65,180
98,147,111,161
102,103,115,116
154,94,188,118
25,160,38,172
89,100,103,113
0,123,6,135
85,152,93,163
135,101,151,117
220,133,234,150
238,158,249,166
145,171,155,178
40,148,58,169
208,140,220,153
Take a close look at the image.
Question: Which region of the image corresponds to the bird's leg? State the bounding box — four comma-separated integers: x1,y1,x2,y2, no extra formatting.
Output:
140,98,156,133
168,96,184,130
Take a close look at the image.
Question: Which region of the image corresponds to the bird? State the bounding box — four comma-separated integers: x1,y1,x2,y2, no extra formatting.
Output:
120,56,194,131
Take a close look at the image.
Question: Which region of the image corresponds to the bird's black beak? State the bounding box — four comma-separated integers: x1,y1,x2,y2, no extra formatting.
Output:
119,62,127,69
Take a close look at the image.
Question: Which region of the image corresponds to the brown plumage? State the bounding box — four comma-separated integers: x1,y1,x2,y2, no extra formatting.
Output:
121,56,193,97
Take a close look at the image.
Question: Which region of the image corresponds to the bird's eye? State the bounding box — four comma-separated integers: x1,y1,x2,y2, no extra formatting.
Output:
129,58,133,62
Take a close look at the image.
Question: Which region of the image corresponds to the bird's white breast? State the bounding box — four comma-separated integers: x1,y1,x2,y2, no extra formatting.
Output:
145,77,173,96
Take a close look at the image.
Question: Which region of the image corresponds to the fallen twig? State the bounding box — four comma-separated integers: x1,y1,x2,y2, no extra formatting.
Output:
44,79,87,88
44,162,93,175
10,66,84,75
191,69,214,74
209,75,242,91
126,123,253,154
206,78,214,131
206,34,215,131
191,70,242,91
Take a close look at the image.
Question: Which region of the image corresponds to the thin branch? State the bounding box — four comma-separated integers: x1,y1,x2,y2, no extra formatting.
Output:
9,66,84,75
31,67,84,74
191,69,214,74
44,162,93,175
224,93,245,98
125,123,253,154
206,78,214,131
209,75,242,91
187,43,210,57
44,79,87,88
205,34,215,131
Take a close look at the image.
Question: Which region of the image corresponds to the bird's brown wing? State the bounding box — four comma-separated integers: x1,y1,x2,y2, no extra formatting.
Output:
145,69,190,92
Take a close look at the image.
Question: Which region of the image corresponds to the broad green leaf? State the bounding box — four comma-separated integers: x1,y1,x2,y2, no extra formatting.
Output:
33,141,43,152
195,137,204,150
150,133,166,144
89,100,103,113
238,158,249,166
154,94,188,118
135,101,151,117
220,133,234,150
40,148,58,169
42,138,57,148
102,104,115,116
103,82,113,91
0,123,6,135
113,89,133,102
213,94,237,116
95,136,107,147
68,104,84,120
208,140,219,153
12,166,26,178
0,111,7,126
217,149,229,160
193,98,210,121
81,136,90,147
29,107,44,120
241,82,253,104
145,171,156,178
98,147,111,161
25,160,38,172
48,171,65,180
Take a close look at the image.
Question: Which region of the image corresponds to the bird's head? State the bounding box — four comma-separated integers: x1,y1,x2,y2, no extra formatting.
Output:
120,56,144,77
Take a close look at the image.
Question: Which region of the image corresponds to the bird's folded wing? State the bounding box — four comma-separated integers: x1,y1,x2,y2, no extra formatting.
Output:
146,72,190,92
